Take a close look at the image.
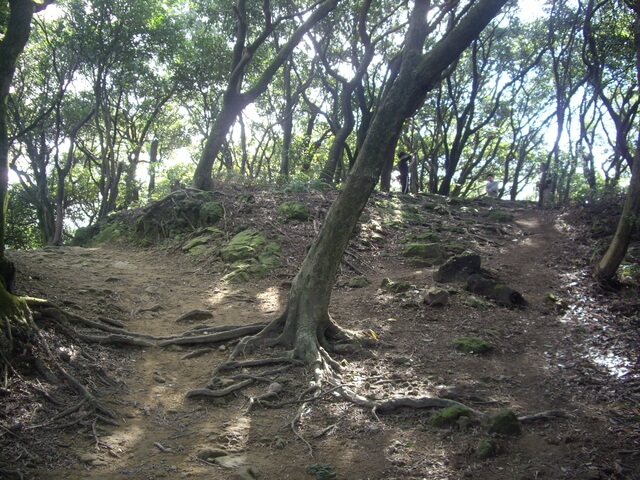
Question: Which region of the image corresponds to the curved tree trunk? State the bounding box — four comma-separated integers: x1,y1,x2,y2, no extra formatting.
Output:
594,0,640,282
596,134,640,281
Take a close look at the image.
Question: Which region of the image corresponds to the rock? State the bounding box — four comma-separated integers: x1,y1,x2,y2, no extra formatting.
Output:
477,439,498,459
452,336,492,355
197,448,227,461
429,405,472,428
349,276,370,288
278,202,311,221
175,309,214,322
380,278,413,293
79,453,98,464
466,274,526,308
402,243,442,260
235,466,262,480
420,287,449,306
215,455,247,468
434,251,481,283
487,409,521,435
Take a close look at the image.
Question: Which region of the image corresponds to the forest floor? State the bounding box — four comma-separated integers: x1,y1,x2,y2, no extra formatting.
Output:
2,188,639,480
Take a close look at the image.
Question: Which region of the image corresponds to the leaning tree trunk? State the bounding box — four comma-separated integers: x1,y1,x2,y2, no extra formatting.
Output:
595,139,640,281
594,0,640,282
234,0,510,369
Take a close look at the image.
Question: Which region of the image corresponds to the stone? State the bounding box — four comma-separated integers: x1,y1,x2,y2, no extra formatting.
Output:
477,438,498,459
402,243,442,260
421,287,449,306
235,466,262,480
349,276,371,288
215,455,247,468
197,448,227,461
429,405,472,428
278,202,311,221
381,278,413,293
487,409,521,435
434,251,481,283
466,274,527,308
452,336,492,355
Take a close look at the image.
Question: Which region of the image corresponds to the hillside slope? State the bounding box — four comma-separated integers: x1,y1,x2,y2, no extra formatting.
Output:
2,189,639,480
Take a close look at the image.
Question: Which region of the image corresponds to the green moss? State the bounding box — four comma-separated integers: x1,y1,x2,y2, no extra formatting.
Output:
380,278,413,293
237,194,255,203
487,409,521,435
220,229,265,262
452,336,492,354
220,231,280,282
402,243,442,260
484,210,514,223
476,439,498,459
348,276,370,288
429,405,472,428
198,201,224,225
278,201,311,221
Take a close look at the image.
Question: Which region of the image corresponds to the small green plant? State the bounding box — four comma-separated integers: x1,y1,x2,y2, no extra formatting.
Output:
307,463,337,480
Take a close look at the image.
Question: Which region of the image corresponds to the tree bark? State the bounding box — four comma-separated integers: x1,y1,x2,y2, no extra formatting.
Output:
594,0,640,282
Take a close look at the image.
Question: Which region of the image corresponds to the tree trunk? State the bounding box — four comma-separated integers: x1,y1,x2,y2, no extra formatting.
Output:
594,0,640,281
248,0,509,364
0,0,51,359
1,0,41,284
596,133,640,282
193,0,339,190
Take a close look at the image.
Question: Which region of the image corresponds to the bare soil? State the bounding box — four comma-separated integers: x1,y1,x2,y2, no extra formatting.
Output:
2,190,639,480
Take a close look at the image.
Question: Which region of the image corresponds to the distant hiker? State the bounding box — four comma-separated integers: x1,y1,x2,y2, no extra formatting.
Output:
396,151,413,194
485,173,499,198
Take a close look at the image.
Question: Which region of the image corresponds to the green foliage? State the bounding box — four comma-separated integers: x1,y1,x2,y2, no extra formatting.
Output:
452,336,492,354
0,0,8,35
483,210,513,223
5,186,42,250
306,464,337,480
487,409,521,435
278,201,311,221
429,405,472,428
476,439,498,459
151,163,196,200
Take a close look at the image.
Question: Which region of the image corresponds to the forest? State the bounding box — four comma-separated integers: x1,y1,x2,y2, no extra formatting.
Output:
0,0,639,479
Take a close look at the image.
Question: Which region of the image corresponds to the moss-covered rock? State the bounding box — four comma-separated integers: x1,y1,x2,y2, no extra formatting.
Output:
434,251,481,283
420,287,449,306
348,276,371,288
199,201,224,225
484,210,514,223
219,230,280,282
278,201,311,221
452,336,492,354
220,229,265,262
466,274,527,308
487,409,521,436
429,405,472,428
380,278,413,293
476,439,498,459
402,243,442,260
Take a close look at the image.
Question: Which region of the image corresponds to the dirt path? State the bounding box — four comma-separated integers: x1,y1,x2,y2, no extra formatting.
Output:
6,204,640,480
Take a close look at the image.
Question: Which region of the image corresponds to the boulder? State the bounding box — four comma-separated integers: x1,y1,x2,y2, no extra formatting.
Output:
434,251,481,283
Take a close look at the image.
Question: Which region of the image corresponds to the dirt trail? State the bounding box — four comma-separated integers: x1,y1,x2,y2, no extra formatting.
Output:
6,204,640,480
